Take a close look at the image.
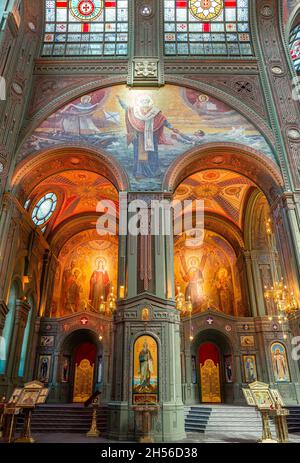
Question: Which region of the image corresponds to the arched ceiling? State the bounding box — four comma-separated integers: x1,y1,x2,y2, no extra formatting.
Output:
174,169,259,230
28,169,118,231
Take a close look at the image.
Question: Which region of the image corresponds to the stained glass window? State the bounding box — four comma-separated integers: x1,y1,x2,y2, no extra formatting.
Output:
290,24,300,73
43,0,129,57
31,193,57,226
164,0,253,56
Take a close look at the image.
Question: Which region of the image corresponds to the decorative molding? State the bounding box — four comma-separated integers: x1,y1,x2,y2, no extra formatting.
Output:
163,142,284,202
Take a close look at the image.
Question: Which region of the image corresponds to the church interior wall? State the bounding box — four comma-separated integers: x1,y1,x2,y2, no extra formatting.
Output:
0,0,300,442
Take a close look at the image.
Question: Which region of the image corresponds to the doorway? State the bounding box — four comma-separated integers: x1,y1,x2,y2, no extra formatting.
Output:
199,342,221,403
58,329,102,403
73,342,96,403
192,328,234,404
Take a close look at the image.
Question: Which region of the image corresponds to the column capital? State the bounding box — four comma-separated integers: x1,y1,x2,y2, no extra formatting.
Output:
15,299,31,323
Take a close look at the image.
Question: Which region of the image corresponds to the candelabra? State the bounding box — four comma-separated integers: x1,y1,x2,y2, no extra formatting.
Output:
176,286,194,341
264,279,298,315
175,287,193,316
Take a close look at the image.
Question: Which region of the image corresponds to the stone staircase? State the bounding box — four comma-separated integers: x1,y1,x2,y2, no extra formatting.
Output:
185,405,276,436
16,404,108,434
184,406,211,433
286,406,300,433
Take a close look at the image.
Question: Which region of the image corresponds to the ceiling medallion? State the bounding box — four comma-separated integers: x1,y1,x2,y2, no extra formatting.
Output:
271,66,283,75
189,0,223,22
70,0,103,22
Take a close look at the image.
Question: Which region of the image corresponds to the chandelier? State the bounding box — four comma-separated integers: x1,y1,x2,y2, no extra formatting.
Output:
176,286,194,341
175,286,193,316
264,279,298,315
264,217,298,316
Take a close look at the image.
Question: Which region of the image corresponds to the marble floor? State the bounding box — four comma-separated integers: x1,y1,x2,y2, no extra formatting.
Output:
2,431,300,444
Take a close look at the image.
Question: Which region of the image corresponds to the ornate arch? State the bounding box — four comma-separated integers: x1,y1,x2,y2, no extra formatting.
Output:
11,144,129,204
163,142,284,202
49,214,118,256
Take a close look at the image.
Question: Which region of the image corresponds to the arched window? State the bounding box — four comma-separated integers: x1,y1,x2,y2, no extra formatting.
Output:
31,192,57,227
164,0,252,56
0,283,18,375
43,0,129,57
290,23,300,73
18,297,34,378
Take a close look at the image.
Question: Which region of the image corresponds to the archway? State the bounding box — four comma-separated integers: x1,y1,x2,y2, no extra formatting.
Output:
58,329,102,403
191,329,233,404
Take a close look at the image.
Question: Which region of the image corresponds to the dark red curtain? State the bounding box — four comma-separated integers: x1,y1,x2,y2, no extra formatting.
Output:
199,342,220,365
75,342,97,366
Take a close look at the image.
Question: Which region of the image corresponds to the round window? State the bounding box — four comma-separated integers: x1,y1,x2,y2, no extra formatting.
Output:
31,193,57,226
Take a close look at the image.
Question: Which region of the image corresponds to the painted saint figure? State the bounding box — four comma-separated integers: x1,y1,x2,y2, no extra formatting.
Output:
272,344,290,382
179,253,210,310
245,356,256,383
117,94,179,179
89,258,110,310
215,267,233,315
138,342,153,389
60,95,102,136
39,357,49,382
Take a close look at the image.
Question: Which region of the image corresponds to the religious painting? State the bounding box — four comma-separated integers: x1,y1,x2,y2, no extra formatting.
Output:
9,388,22,404
19,85,275,192
241,336,255,348
224,355,233,384
271,342,290,383
251,389,273,410
40,336,55,347
243,355,257,383
37,355,51,383
17,389,41,408
133,335,158,405
242,388,256,407
174,230,245,316
141,308,150,321
61,356,70,383
36,388,49,405
51,231,118,318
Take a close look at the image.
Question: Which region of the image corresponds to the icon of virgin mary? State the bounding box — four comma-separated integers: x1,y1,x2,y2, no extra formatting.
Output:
89,258,110,310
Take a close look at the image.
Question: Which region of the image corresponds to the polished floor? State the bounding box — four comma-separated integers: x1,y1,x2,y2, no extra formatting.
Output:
2,431,300,444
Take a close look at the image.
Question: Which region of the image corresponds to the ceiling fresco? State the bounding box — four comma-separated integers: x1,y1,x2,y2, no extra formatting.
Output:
174,169,255,229
29,170,118,230
19,84,275,192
